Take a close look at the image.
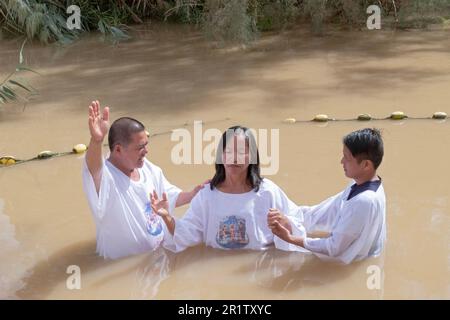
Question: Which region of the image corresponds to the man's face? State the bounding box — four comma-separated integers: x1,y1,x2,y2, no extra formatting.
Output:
341,145,364,179
120,131,149,170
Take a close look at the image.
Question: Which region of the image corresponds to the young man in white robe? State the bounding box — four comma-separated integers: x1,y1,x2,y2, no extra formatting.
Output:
268,128,386,264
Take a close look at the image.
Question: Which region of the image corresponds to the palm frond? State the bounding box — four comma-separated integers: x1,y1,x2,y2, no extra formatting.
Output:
0,40,39,105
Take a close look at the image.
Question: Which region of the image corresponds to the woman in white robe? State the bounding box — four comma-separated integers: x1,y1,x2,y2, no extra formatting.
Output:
151,126,308,253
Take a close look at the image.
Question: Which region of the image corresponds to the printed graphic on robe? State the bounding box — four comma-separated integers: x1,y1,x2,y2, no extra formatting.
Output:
144,203,163,236
216,215,249,249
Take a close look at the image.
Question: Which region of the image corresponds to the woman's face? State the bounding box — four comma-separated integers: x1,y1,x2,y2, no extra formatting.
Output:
222,134,250,176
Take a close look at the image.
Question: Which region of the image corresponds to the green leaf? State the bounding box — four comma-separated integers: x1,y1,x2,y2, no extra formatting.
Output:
4,84,28,101
110,26,130,40
0,86,17,99
15,65,41,75
8,79,32,92
19,39,27,64
0,92,7,104
98,20,106,34
14,76,37,94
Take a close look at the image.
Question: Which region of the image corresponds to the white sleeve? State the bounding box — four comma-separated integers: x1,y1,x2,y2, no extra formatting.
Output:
268,183,309,252
303,199,373,263
162,192,205,253
158,169,182,214
82,156,111,223
275,218,310,252
301,190,344,231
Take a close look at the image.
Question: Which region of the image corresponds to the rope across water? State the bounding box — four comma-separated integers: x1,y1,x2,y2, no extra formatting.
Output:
1,112,447,167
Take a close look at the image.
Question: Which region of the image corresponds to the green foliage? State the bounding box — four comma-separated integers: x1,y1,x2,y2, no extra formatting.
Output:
252,0,300,31
203,0,257,45
397,0,450,29
1,0,449,45
302,0,328,35
0,0,76,43
0,0,133,43
0,40,38,105
164,0,204,24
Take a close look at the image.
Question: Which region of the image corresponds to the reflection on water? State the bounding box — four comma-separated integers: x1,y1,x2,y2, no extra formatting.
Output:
0,25,449,299
0,199,32,299
132,248,171,299
151,246,385,299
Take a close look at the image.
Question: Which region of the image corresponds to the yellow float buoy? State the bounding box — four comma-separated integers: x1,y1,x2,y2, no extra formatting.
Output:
313,114,329,122
0,156,16,166
357,113,372,121
390,111,407,120
37,150,56,159
283,118,296,124
432,112,447,120
73,144,87,154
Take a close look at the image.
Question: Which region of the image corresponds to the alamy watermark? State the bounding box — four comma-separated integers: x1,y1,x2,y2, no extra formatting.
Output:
170,121,279,175
66,4,381,32
66,265,81,290
66,5,81,30
367,5,381,30
366,265,382,290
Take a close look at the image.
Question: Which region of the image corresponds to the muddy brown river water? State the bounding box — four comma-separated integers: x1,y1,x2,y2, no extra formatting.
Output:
0,24,449,299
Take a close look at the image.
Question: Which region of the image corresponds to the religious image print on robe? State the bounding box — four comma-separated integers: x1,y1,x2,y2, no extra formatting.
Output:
216,215,249,249
144,202,163,236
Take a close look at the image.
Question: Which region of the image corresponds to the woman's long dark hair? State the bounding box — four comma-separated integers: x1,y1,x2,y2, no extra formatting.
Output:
210,126,263,192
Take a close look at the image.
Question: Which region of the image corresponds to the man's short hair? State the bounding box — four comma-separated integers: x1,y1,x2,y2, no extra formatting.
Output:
108,117,145,151
343,128,384,169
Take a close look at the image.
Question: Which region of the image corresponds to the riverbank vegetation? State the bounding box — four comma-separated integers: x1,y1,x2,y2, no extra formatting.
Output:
0,0,449,45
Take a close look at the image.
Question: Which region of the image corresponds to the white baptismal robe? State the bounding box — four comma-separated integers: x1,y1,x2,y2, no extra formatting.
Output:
163,179,309,253
292,181,386,264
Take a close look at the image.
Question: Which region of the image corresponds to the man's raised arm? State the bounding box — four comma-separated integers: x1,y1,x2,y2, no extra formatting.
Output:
85,100,110,195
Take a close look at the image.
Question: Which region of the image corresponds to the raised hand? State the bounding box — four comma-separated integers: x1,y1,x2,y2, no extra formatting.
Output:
151,190,170,218
88,100,110,143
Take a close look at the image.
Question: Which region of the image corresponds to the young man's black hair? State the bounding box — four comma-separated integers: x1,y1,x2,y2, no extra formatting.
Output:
343,128,384,169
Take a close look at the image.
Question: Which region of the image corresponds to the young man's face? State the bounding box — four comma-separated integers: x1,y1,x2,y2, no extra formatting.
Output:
341,145,365,179
120,131,149,170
